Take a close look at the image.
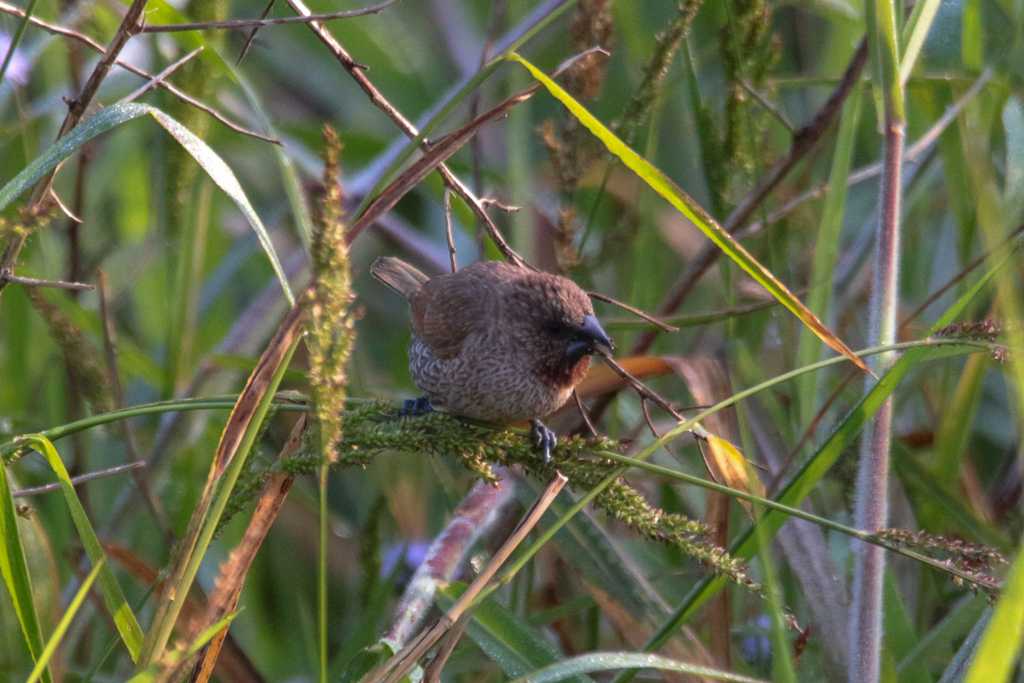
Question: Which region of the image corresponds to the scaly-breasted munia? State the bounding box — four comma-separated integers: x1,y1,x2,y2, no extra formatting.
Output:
371,256,614,461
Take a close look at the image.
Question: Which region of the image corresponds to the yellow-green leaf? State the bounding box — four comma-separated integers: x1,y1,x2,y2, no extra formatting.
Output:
701,434,765,517
18,435,144,661
508,53,869,375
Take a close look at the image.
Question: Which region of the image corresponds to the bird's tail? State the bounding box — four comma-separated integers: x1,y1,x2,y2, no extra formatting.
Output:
370,256,430,300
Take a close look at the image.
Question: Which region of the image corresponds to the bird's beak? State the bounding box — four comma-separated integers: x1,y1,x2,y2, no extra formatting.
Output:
580,314,614,354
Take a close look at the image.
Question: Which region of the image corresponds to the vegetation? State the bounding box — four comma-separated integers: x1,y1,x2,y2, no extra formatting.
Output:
1,1,1023,681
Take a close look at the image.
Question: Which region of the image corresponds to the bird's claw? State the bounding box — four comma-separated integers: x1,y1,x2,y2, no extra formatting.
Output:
530,419,557,465
400,396,433,417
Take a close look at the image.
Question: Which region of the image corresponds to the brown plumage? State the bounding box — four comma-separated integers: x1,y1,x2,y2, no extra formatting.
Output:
372,257,613,457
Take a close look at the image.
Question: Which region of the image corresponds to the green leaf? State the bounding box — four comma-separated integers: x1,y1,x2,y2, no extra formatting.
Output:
437,582,591,681
508,52,870,375
0,104,149,212
18,435,144,661
0,102,293,306
25,557,105,683
0,460,50,683
899,0,942,84
126,612,237,683
147,107,294,305
510,652,767,683
963,542,1024,682
796,85,862,430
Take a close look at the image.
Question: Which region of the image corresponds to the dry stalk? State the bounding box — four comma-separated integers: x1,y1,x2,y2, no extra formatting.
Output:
0,1,278,144
368,473,569,683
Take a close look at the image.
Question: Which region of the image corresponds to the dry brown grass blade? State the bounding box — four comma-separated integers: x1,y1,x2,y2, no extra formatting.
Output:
141,303,305,664
345,87,538,245
190,415,308,683
211,305,305,479
101,543,266,683
368,473,569,683
572,355,673,400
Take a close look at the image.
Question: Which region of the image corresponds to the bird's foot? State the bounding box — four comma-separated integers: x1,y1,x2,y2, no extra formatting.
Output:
530,419,557,465
400,396,433,417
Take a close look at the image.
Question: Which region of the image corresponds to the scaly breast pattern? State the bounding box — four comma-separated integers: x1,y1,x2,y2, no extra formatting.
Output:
408,331,572,423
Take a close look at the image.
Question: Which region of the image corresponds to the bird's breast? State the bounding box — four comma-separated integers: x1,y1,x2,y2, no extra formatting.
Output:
408,333,578,423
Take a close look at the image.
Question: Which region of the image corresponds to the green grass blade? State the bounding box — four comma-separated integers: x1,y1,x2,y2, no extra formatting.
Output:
437,582,590,681
0,103,150,211
147,108,294,305
18,435,144,661
137,323,302,665
615,230,1021,681
510,652,767,683
898,596,986,675
963,543,1024,682
0,102,293,305
796,85,862,430
899,0,941,84
25,557,105,683
0,459,50,683
0,0,38,85
126,612,238,683
508,52,869,375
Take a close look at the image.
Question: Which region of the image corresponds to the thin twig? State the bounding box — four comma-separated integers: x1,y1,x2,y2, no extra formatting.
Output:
739,78,795,133
573,389,598,437
141,0,399,33
118,46,202,103
744,68,993,238
597,350,684,421
479,197,521,213
423,612,470,683
640,396,662,440
0,2,280,145
575,39,870,432
588,291,678,332
850,5,905,678
443,188,457,272
0,269,93,291
283,0,537,267
13,461,145,497
0,0,150,296
236,0,276,64
384,476,517,647
371,473,569,683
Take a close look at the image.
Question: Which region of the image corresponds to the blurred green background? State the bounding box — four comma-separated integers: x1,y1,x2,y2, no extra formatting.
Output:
1,0,1023,680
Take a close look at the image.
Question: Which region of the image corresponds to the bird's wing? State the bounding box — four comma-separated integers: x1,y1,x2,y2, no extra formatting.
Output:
410,263,504,360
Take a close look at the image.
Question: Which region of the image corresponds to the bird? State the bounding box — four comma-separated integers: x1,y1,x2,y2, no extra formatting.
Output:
371,256,614,462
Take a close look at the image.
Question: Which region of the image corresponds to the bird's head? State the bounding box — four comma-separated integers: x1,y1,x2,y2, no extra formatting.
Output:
506,272,614,387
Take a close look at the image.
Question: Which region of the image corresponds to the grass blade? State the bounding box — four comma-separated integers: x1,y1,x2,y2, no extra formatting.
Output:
17,435,144,661
615,229,1021,681
899,0,942,85
508,52,870,374
0,0,37,85
963,543,1024,682
127,612,238,683
0,457,50,682
25,557,105,683
795,85,862,430
138,305,304,666
0,103,149,211
147,108,294,305
509,651,767,683
0,102,293,306
437,582,590,681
